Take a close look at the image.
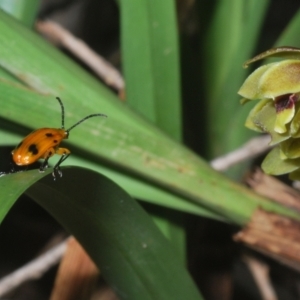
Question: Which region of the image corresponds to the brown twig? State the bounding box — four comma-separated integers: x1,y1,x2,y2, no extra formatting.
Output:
36,20,125,92
0,239,68,297
243,255,277,300
246,168,300,212
210,135,271,171
50,237,99,300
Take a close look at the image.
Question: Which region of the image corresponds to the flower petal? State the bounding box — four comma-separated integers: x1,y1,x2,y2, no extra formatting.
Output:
280,138,300,159
289,168,300,180
274,104,295,133
239,60,300,100
246,99,290,145
245,99,271,132
238,64,275,99
262,146,300,175
290,103,300,137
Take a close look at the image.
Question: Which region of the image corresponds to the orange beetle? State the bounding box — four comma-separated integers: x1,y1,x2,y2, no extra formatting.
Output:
11,97,107,178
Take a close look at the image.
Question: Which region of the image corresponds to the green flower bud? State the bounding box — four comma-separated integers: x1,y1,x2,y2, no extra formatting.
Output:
239,47,300,178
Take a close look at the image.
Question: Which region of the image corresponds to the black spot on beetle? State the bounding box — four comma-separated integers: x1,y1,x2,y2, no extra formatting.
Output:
45,133,53,137
28,144,39,155
53,140,58,143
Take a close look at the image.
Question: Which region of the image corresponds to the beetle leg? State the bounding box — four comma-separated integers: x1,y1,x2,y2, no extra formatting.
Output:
39,148,55,173
9,161,16,173
52,154,69,179
39,155,50,172
52,148,71,179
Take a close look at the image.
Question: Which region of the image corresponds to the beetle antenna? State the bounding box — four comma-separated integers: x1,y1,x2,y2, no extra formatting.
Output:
66,114,107,132
56,97,65,129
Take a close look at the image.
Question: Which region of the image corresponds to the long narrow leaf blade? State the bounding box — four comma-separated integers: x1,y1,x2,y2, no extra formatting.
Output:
202,0,270,157
0,10,299,225
120,0,181,140
0,168,203,300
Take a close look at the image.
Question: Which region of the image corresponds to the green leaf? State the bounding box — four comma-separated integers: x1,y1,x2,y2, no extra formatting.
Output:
0,168,203,300
0,9,202,220
61,152,224,220
0,9,299,228
202,0,270,158
120,0,181,140
275,8,300,48
119,0,185,257
0,0,40,27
